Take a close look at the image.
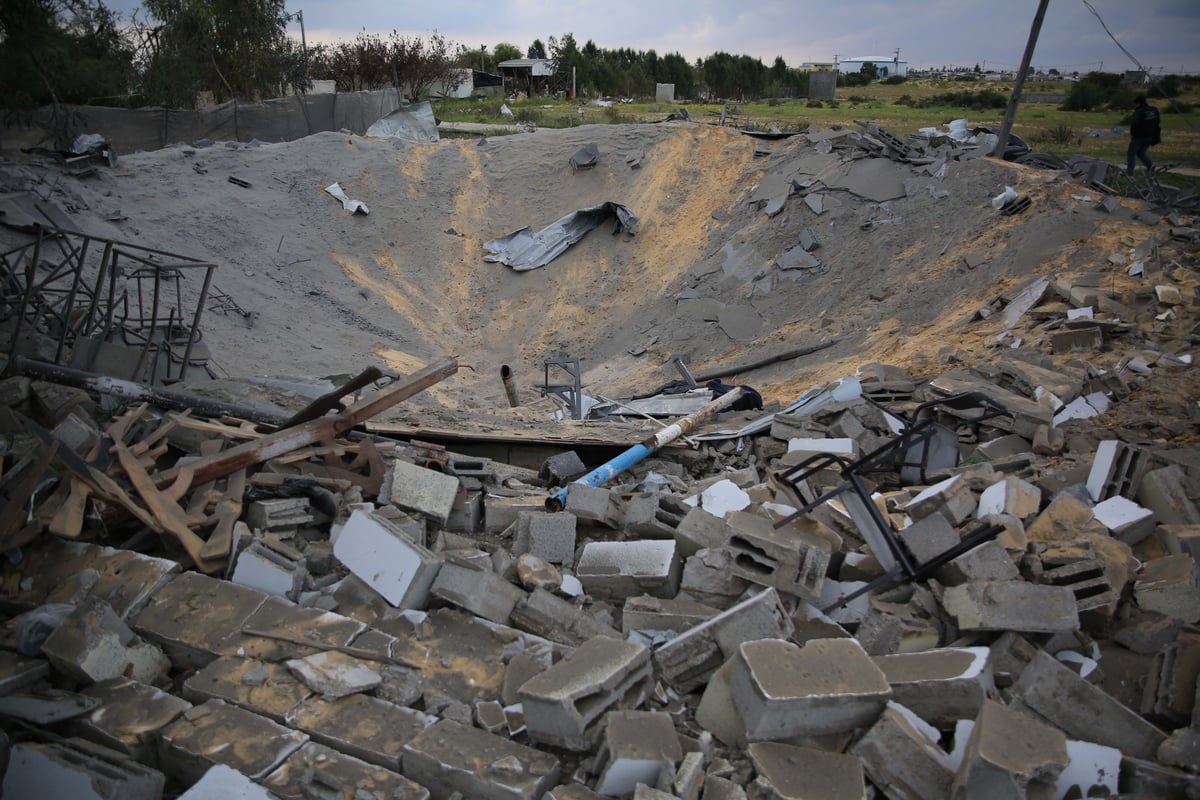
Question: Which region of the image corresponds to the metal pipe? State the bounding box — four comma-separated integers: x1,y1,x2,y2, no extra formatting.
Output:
546,387,743,511
501,364,521,407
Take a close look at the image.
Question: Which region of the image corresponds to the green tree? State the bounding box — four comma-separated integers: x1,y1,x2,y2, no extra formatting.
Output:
137,0,293,107
492,42,521,67
528,39,546,59
0,0,135,109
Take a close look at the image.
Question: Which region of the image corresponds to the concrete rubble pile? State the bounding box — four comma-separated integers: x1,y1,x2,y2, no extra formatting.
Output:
0,186,1198,796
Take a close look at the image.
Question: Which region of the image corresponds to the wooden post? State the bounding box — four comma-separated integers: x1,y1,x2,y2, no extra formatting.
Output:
993,0,1052,159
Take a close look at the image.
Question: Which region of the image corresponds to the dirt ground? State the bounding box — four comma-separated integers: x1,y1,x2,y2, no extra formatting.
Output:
2,122,1196,438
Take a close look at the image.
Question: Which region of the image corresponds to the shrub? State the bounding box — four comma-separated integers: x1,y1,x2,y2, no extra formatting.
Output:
514,107,542,124
806,99,824,108
846,94,871,104
1165,99,1193,114
881,75,907,85
895,94,915,106
1035,123,1076,146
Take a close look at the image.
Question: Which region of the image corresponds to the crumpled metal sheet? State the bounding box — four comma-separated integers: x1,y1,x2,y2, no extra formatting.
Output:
483,201,639,271
365,101,439,143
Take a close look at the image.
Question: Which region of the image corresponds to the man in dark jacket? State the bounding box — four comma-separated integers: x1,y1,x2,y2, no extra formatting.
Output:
1127,95,1161,176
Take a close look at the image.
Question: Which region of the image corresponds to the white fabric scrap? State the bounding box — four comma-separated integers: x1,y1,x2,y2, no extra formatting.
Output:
325,182,369,215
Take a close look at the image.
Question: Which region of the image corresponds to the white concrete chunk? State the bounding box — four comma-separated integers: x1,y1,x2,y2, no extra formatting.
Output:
332,509,442,608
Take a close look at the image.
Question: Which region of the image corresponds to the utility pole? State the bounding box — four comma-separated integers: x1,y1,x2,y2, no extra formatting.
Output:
285,10,308,90
993,0,1051,159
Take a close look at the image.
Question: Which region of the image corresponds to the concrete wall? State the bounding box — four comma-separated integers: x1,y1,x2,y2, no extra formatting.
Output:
810,71,837,101
656,83,676,103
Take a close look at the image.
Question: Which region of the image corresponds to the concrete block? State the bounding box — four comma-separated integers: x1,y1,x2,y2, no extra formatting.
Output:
510,587,621,647
701,776,747,800
673,506,729,558
903,475,975,526
1137,465,1200,525
485,495,550,535
514,511,577,564
446,488,483,533
333,509,443,609
936,540,1020,586
728,638,890,741
622,595,719,636
632,785,680,800
851,702,955,799
1086,439,1148,502
540,451,587,485
748,741,865,800
0,538,179,619
622,494,679,538
1141,632,1200,726
1014,649,1166,759
1092,495,1156,544
3,738,165,800
519,636,652,751
401,718,561,800
577,540,682,601
158,699,308,785
873,648,992,729
897,513,958,564
42,596,170,685
1035,542,1121,613
942,581,1079,633
230,542,306,601
594,710,683,797
52,412,101,455
430,558,526,624
183,656,312,722
71,677,191,765
130,571,269,670
653,588,793,693
950,700,1067,800
382,459,461,525
236,596,366,662
287,694,432,772
31,380,95,425
722,512,831,602
565,483,621,526
853,599,940,657
546,786,605,800
975,476,1041,522
245,497,313,532
262,740,430,800
176,764,275,799
678,548,750,608
1135,555,1200,623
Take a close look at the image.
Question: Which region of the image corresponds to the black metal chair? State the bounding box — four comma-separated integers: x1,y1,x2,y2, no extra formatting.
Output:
773,391,1010,610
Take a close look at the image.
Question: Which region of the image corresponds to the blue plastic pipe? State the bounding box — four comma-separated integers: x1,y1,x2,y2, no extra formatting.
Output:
546,388,743,511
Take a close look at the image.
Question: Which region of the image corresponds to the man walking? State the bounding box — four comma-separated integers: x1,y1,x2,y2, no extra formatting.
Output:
1127,95,1161,176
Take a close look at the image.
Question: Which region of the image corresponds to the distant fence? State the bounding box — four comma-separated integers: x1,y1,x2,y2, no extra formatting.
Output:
1,88,408,155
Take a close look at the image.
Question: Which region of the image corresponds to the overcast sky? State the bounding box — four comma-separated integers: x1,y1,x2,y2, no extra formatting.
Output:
110,0,1200,74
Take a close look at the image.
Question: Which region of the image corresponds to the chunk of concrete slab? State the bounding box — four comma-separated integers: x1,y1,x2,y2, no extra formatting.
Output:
951,700,1067,800
332,509,443,609
903,475,976,526
285,650,381,699
673,506,730,558
565,483,621,526
3,738,165,800
262,740,430,800
850,703,955,800
1092,495,1156,544
287,694,432,772
975,476,1041,522
236,596,366,662
594,710,683,797
1013,649,1166,760
622,595,719,636
230,543,306,601
748,741,866,800
679,547,751,609
729,638,891,741
942,581,1079,633
519,636,652,751
130,571,269,670
510,587,621,647
176,764,276,799
41,596,170,685
183,656,312,722
1137,464,1200,526
873,648,992,729
159,699,307,784
577,540,682,601
401,718,560,800
73,677,192,765
381,459,461,525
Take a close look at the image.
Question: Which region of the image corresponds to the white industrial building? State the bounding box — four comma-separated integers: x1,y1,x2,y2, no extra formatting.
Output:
837,56,908,78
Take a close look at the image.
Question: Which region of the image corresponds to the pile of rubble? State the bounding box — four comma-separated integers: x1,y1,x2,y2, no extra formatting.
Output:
0,218,1197,799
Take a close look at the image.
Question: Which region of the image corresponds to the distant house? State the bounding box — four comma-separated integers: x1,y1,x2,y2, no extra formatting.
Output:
837,56,908,78
497,57,555,96
799,62,835,72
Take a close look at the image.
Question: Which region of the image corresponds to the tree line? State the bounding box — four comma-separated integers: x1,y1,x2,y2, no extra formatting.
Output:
0,0,817,110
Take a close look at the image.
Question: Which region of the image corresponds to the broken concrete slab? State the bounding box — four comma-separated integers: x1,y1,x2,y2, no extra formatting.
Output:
158,699,308,784
594,710,683,797
287,693,432,772
873,647,993,729
183,655,312,722
951,700,1067,800
850,702,955,800
430,558,527,624
262,740,430,800
72,677,192,765
285,650,381,699
1135,555,1200,623
942,580,1079,633
41,596,171,685
748,741,866,800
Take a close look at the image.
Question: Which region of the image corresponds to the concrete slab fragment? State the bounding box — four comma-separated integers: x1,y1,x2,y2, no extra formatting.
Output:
332,509,443,609
401,719,561,800
158,699,308,785
262,741,429,800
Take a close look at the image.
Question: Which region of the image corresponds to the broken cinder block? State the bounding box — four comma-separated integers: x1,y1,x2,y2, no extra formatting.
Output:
401,718,561,800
